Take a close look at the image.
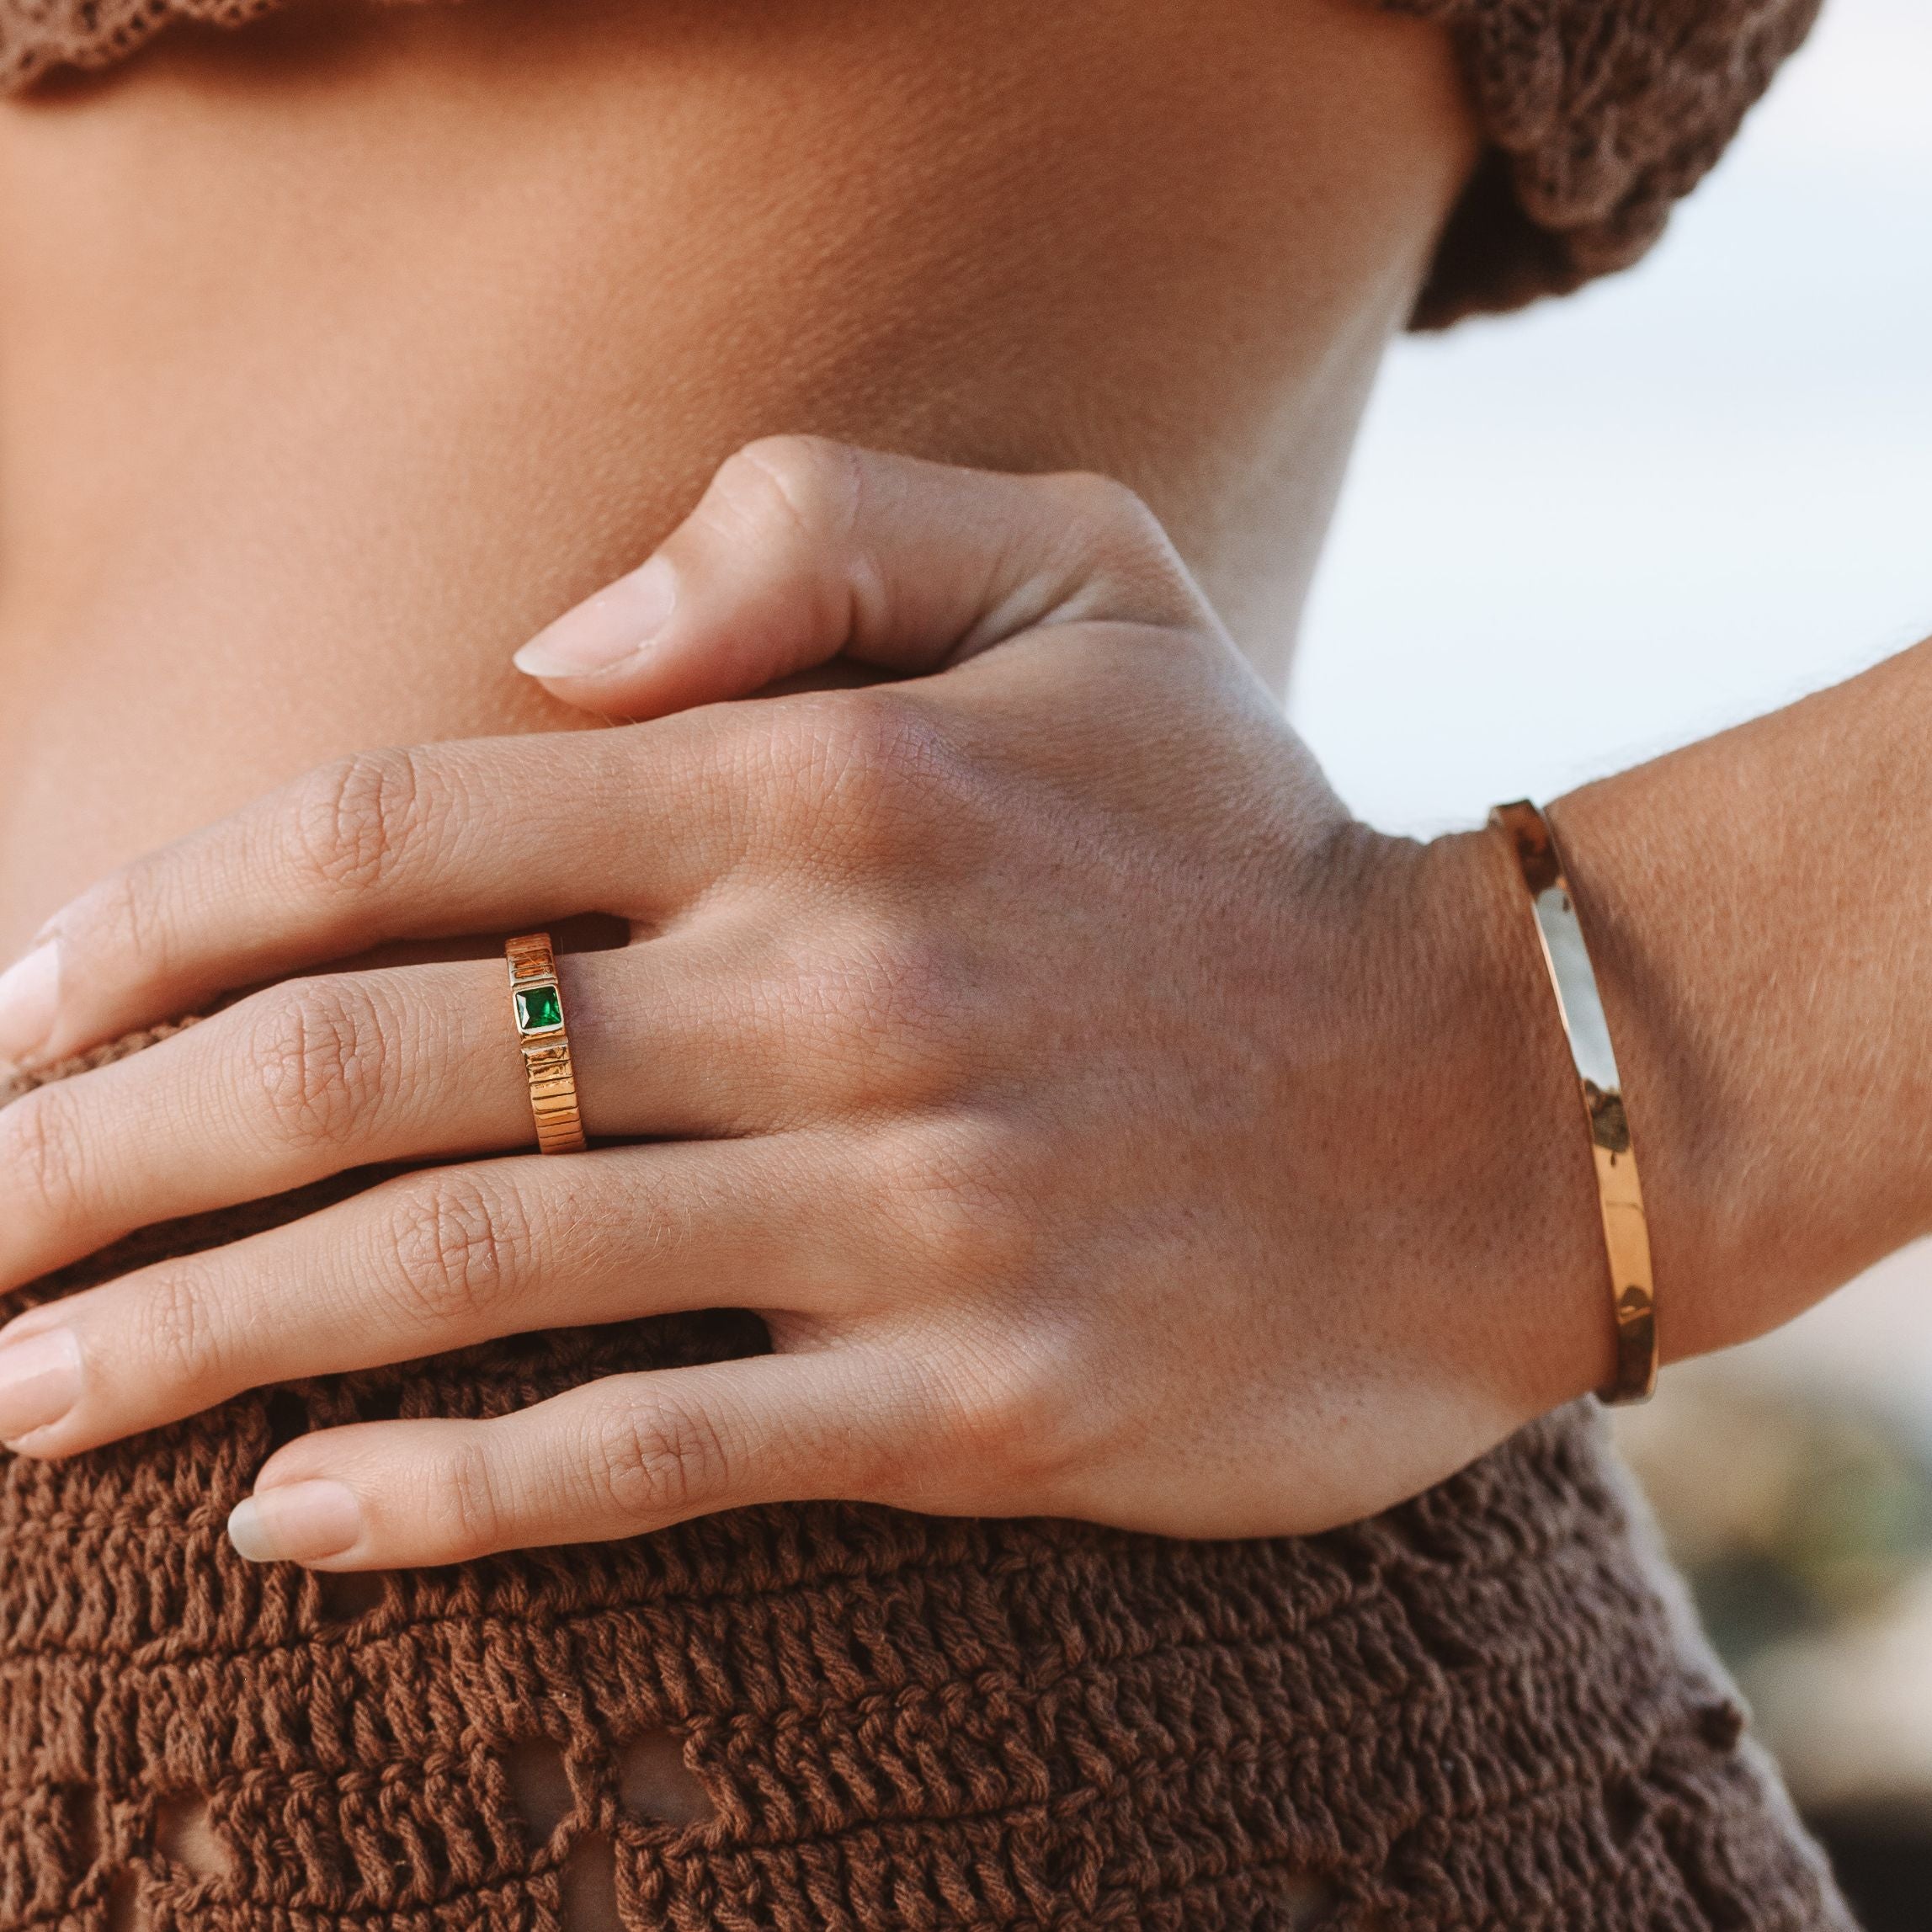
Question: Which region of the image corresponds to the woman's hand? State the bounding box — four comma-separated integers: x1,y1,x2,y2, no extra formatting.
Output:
0,439,1608,1568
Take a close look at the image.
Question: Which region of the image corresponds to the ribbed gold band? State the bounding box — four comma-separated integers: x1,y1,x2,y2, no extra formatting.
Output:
505,933,589,1157
1490,801,1658,1406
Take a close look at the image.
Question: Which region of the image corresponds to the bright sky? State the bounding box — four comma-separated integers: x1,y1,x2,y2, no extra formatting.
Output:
1291,0,1932,836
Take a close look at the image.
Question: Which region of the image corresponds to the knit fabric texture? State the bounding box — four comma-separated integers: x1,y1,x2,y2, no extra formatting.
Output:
0,1032,1860,1929
1386,0,1825,325
0,0,1822,325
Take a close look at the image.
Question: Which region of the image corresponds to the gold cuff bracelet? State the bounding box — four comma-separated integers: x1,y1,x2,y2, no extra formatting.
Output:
506,932,589,1156
1489,801,1658,1406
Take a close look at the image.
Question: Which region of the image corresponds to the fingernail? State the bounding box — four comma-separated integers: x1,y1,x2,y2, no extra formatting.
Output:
0,1328,82,1443
514,555,678,677
0,941,59,1072
227,1480,364,1564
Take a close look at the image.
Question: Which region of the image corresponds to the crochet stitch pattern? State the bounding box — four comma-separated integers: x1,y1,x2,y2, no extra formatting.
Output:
0,0,1823,326
1389,0,1824,323
0,1035,1858,1929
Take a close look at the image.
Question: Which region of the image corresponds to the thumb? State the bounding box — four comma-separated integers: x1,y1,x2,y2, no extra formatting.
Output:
512,435,1206,720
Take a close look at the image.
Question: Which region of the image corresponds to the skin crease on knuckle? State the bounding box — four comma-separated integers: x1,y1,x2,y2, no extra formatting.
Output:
242,977,399,1158
742,690,975,891
1032,472,1195,628
0,1080,90,1254
125,1264,229,1418
902,1314,1094,1515
384,1168,540,1339
372,1392,743,1563
438,1433,510,1564
283,747,436,906
718,436,863,566
66,859,178,995
588,1393,735,1530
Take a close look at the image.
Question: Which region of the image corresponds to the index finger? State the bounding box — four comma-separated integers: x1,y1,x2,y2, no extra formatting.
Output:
0,720,740,1068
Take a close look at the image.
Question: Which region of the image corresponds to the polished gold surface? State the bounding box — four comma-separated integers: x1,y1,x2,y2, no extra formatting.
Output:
1491,801,1658,1405
505,933,588,1157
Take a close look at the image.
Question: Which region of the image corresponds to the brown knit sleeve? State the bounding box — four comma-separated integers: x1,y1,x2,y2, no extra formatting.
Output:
1387,0,1826,326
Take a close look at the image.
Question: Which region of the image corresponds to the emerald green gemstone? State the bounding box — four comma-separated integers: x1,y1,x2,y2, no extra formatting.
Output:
515,983,563,1033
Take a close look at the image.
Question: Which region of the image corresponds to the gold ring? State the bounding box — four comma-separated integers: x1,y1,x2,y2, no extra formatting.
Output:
506,933,588,1155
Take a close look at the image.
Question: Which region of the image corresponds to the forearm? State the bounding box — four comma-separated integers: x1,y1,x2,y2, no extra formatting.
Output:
1484,636,1932,1370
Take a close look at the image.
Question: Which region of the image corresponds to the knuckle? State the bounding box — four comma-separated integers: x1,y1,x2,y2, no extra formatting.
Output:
282,747,437,898
440,1435,507,1557
758,689,958,854
929,1323,1086,1489
1040,471,1195,620
0,1085,88,1232
1044,469,1163,549
385,1170,535,1333
242,979,393,1152
590,1393,730,1525
136,1266,225,1392
790,926,971,1095
72,859,177,984
711,434,859,552
870,1121,1036,1298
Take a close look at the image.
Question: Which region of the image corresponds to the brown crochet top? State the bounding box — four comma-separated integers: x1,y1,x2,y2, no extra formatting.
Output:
0,0,1823,325
0,1030,1860,1929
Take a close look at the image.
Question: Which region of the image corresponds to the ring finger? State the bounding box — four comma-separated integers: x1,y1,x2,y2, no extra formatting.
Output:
0,925,842,1292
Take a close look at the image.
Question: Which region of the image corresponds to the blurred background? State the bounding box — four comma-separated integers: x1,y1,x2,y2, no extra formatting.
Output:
1292,0,1932,1921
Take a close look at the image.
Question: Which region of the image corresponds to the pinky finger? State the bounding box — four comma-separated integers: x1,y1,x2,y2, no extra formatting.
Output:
226,1350,927,1570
